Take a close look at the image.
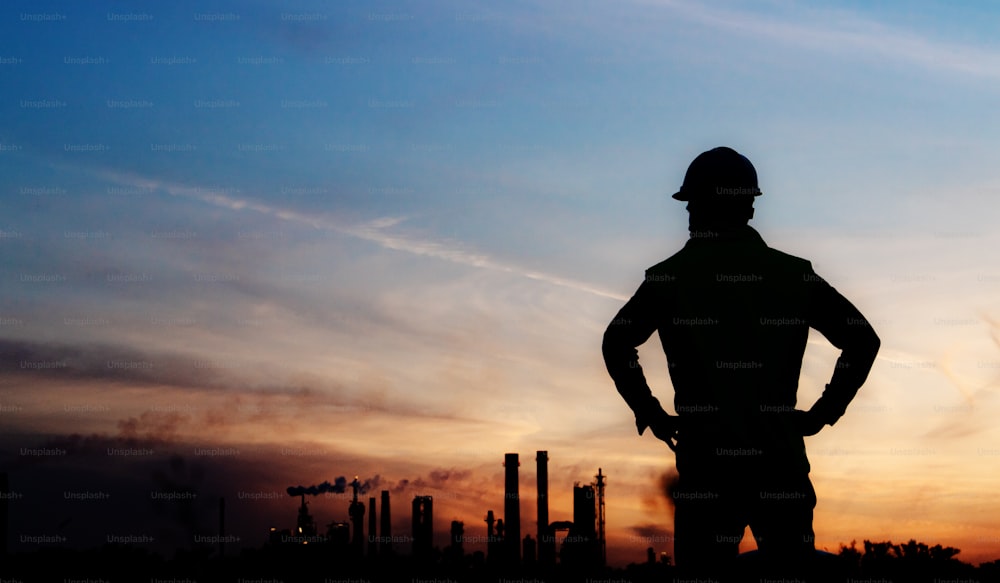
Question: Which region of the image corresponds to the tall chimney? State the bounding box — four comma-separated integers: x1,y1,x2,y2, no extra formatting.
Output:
485,510,497,565
411,495,433,559
504,453,520,565
380,490,392,555
450,520,464,557
536,451,553,564
368,496,377,556
485,510,495,535
349,478,365,555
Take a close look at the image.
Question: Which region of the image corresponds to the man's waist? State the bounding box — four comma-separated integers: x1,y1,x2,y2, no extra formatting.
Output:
674,403,725,415
673,404,799,417
670,408,805,441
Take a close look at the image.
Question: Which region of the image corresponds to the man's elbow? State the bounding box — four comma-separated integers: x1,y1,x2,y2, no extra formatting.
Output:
860,327,881,364
601,327,619,364
867,326,881,352
602,326,635,370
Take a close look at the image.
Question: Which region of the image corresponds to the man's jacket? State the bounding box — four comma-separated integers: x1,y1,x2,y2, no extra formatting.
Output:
603,226,880,473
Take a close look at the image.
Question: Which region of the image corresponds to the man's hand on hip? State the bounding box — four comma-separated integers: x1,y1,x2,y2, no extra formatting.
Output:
790,409,825,437
642,411,680,446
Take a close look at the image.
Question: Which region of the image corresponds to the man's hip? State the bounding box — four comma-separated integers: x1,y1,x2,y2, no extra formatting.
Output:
672,465,817,576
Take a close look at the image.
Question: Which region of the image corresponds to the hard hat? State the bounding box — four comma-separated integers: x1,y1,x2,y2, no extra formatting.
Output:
672,146,762,201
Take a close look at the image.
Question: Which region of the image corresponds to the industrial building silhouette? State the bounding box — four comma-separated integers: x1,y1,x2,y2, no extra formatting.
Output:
264,450,607,571
2,466,995,582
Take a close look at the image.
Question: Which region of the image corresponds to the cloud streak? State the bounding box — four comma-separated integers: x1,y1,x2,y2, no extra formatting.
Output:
0,337,480,429
96,169,629,302
636,0,1000,81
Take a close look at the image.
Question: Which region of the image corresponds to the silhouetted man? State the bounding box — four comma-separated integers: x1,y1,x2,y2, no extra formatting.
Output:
602,147,880,580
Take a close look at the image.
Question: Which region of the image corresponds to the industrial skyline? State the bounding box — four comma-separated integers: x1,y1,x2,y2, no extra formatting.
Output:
4,458,997,581
1,450,615,568
253,451,608,566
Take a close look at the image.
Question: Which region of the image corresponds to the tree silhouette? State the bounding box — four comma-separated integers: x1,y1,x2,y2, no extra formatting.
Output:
844,538,976,582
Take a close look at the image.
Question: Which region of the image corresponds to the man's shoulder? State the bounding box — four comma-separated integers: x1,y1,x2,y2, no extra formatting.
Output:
644,239,815,276
761,246,814,272
645,248,686,275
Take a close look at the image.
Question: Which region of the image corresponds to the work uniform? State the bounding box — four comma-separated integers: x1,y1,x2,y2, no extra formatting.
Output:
602,224,880,576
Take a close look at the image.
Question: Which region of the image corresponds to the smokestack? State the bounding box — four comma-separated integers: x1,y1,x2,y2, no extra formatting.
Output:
349,478,365,555
450,520,464,556
411,495,433,560
485,509,495,537
368,496,377,556
536,451,553,564
504,453,520,565
485,509,498,565
380,490,392,555
218,496,225,558
297,494,317,537
523,533,536,564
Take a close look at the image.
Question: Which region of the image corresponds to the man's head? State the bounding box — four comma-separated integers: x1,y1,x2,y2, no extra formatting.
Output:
673,147,761,233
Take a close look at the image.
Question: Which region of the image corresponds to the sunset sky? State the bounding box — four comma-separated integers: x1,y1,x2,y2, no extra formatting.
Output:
2,0,1000,568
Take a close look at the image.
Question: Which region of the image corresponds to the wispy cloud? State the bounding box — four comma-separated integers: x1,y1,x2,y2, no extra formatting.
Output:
96,169,629,302
637,0,1000,81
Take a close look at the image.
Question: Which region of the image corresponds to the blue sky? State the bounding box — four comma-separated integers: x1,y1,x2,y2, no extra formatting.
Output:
2,0,1000,566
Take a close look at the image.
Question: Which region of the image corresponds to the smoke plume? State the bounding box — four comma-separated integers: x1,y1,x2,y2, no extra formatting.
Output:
286,475,383,497
660,467,681,516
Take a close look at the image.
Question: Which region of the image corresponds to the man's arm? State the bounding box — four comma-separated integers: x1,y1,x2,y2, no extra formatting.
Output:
804,267,881,428
602,278,674,437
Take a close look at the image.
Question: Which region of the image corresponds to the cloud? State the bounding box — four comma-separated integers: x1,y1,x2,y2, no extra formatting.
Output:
0,337,233,391
634,0,1000,81
0,337,484,430
95,169,628,301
